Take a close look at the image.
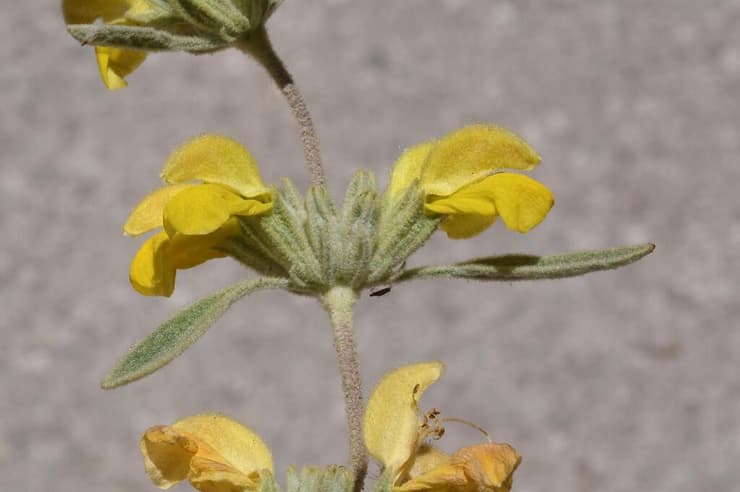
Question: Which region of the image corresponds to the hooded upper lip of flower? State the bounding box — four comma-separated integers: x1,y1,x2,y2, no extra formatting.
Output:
124,134,273,297
140,413,274,492
362,362,522,491
385,124,555,240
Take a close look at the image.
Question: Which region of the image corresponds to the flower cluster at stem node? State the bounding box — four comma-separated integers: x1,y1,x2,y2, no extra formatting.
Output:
124,125,553,297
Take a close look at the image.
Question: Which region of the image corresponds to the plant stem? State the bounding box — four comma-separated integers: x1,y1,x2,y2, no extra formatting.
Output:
321,286,368,492
240,26,326,186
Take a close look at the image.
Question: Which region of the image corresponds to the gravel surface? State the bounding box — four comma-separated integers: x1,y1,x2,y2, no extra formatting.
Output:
2,1,739,491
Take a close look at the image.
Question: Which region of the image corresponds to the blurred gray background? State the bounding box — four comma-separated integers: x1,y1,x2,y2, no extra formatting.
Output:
2,1,739,491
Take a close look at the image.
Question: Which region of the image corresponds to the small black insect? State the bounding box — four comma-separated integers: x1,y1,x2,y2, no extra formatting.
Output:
369,286,392,297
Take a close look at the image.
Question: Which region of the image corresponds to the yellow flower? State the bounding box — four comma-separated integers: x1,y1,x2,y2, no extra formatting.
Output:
140,413,274,492
125,134,273,297
386,125,554,239
363,362,521,491
62,0,155,89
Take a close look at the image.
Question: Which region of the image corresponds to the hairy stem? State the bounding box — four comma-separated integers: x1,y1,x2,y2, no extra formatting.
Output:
240,26,326,186
321,287,368,492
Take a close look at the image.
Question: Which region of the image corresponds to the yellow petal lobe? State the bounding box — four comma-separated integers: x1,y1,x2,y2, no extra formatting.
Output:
161,135,271,200
188,455,260,492
477,174,554,233
62,0,131,23
397,462,466,491
162,184,270,236
95,46,147,90
453,443,521,491
129,231,176,297
425,180,499,239
404,445,451,483
140,414,273,492
439,214,498,240
173,414,274,475
140,425,198,488
426,173,554,238
166,220,239,270
398,443,521,492
421,125,541,197
124,184,194,236
363,362,444,472
425,191,496,217
386,141,435,201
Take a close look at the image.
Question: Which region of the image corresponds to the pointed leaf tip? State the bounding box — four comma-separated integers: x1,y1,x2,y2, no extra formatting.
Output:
394,243,655,284
101,277,289,389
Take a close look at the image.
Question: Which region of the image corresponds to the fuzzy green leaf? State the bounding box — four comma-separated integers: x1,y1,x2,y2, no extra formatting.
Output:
67,24,227,52
101,276,289,389
394,243,655,284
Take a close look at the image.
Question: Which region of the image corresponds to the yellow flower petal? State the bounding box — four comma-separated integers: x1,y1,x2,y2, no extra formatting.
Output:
126,0,159,18
398,443,521,492
425,180,499,239
166,220,239,270
396,462,466,491
124,184,194,236
62,0,131,23
451,443,520,492
426,173,554,237
386,141,435,201
394,443,521,492
363,362,444,472
128,222,237,297
425,191,496,217
438,214,498,239
141,414,273,492
171,415,274,474
161,135,272,200
140,425,197,488
188,455,261,492
475,173,554,233
403,445,451,484
421,125,541,198
163,184,270,236
95,46,147,90
129,231,176,297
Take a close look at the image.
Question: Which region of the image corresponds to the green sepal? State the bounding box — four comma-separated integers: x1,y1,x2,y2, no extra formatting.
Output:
67,24,227,52
305,185,340,284
259,187,324,287
231,0,284,28
371,468,395,492
167,0,249,40
393,243,655,284
222,235,290,278
286,465,355,492
101,276,289,389
338,171,378,287
368,182,440,284
258,469,280,492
